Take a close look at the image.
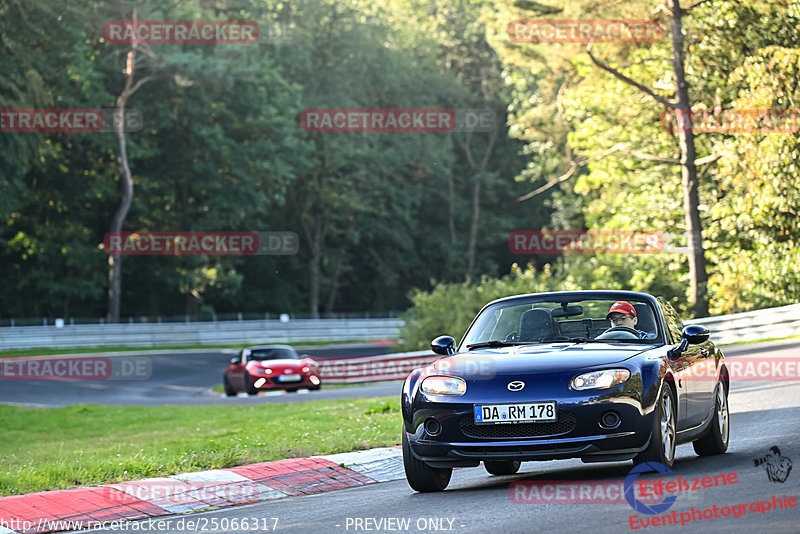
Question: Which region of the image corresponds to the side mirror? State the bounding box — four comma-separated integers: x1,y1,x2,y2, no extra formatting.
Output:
682,324,710,345
431,335,456,356
230,357,240,365
300,354,309,358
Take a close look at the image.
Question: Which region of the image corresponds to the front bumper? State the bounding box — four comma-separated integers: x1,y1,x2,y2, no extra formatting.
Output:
253,374,320,389
405,397,654,467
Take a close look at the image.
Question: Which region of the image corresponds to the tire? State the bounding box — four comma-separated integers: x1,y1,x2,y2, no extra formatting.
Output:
484,460,521,476
286,389,298,393
223,376,236,397
692,382,729,456
402,425,452,492
634,385,676,468
245,373,259,395
310,385,321,391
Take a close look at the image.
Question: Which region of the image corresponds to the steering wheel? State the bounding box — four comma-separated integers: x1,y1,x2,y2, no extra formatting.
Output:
505,332,519,342
596,326,640,340
605,326,639,335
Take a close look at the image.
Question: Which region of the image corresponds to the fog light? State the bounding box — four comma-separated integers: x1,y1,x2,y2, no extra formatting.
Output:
423,418,441,436
600,411,621,429
254,378,267,388
309,375,320,385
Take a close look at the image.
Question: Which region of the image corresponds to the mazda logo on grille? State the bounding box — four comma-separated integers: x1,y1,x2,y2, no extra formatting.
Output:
507,381,525,391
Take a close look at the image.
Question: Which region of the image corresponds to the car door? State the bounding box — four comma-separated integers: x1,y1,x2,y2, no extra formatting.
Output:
659,299,707,428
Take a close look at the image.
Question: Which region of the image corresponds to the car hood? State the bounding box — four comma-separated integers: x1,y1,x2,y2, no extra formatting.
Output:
431,342,655,377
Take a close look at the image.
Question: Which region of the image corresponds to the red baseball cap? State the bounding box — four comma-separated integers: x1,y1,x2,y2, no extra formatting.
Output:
607,301,636,318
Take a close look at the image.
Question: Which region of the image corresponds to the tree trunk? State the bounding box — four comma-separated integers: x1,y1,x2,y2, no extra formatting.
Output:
461,127,498,279
447,168,457,245
670,0,709,317
107,95,134,323
105,9,159,323
303,213,325,318
325,251,345,314
466,177,481,278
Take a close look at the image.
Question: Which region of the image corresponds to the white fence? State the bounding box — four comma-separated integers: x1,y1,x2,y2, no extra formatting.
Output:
0,303,797,351
685,302,800,345
0,318,403,350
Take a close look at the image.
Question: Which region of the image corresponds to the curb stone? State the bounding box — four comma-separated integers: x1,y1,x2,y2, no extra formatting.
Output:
0,447,404,534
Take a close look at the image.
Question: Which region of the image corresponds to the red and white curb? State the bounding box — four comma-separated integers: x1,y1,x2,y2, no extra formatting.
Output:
0,447,404,534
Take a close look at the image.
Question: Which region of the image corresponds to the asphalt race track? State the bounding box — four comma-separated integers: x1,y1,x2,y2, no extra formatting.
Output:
69,339,800,534
0,343,399,407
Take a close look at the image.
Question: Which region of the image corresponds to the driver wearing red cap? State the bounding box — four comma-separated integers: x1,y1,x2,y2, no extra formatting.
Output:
604,301,651,339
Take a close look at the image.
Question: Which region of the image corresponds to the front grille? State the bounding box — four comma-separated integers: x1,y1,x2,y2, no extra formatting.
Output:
459,411,576,439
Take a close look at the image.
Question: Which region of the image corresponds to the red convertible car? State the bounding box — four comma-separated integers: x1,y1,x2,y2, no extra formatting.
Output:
224,344,321,395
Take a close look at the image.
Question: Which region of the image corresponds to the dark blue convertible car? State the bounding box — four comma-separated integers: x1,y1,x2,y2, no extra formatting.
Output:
401,290,730,492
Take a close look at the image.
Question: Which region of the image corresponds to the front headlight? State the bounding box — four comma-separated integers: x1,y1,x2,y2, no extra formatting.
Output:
570,369,630,390
421,376,466,396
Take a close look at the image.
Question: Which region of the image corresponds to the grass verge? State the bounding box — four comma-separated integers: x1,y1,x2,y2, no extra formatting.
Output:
0,397,400,497
719,333,800,346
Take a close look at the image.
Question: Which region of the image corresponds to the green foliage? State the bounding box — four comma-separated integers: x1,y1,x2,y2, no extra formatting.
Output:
399,253,693,350
1,0,798,322
400,263,558,350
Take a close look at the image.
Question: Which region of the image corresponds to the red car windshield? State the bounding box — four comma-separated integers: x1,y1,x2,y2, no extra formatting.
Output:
248,348,298,361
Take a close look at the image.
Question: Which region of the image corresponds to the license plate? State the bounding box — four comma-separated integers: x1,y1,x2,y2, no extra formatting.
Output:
277,374,302,382
474,402,557,424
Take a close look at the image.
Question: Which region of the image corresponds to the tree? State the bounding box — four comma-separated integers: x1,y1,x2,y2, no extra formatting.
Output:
585,0,710,317
106,8,163,323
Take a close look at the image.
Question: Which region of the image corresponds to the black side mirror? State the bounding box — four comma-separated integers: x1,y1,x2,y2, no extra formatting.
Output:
682,324,710,345
670,324,711,357
230,357,240,364
431,335,456,356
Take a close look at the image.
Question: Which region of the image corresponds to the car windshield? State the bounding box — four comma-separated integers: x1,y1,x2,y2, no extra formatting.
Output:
247,348,298,361
461,295,663,348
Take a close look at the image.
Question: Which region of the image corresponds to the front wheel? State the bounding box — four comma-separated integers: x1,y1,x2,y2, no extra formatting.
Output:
484,460,521,476
692,382,729,456
402,426,452,492
634,385,676,468
223,376,236,397
245,373,259,395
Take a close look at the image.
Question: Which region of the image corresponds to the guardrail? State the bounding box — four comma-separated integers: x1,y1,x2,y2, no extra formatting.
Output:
0,319,403,350
317,303,800,382
685,302,800,345
1,302,797,352
318,350,437,383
